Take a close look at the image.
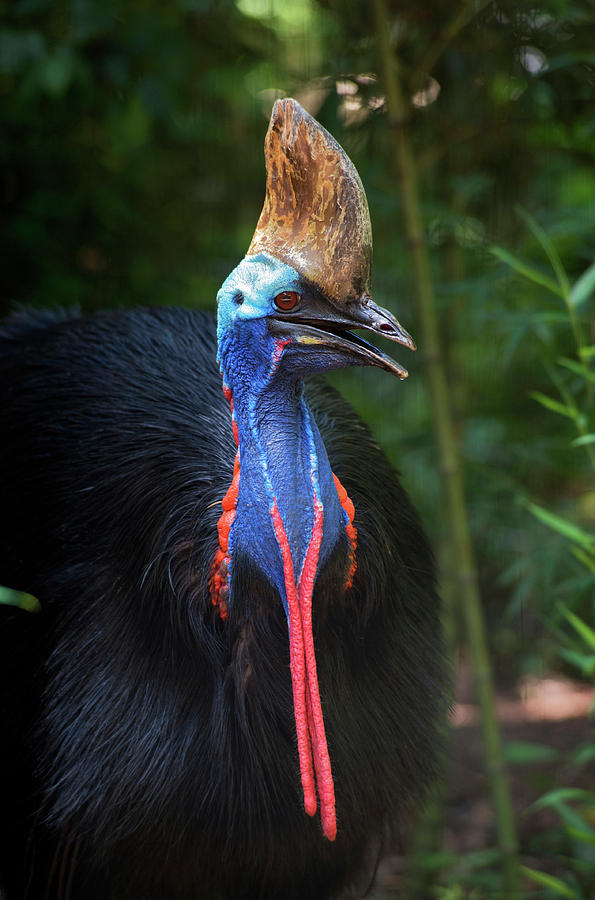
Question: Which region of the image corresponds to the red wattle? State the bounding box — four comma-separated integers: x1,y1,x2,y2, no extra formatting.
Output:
297,495,337,841
213,378,354,841
210,386,241,619
332,473,357,590
269,499,317,818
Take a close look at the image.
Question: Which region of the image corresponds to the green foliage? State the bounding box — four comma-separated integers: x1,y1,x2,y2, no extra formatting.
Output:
0,586,40,613
504,740,559,764
521,866,582,899
482,205,594,672
491,221,595,899
1,0,280,313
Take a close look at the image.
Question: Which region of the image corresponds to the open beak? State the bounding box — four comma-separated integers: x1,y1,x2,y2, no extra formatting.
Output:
268,296,415,380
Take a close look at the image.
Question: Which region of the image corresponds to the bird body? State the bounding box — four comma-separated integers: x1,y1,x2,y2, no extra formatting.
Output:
0,101,446,899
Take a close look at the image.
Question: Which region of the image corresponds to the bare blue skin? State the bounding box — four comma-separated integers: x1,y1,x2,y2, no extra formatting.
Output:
216,253,350,617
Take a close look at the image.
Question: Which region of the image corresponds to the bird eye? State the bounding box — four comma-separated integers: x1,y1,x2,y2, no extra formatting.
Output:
274,291,300,311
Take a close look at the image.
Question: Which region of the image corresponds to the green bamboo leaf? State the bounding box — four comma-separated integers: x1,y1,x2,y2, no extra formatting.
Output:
415,850,458,871
557,357,595,382
534,787,595,808
562,607,595,652
530,391,577,419
559,648,595,677
546,50,595,71
570,546,595,573
534,311,576,326
459,847,502,870
516,207,571,297
580,345,595,360
521,866,580,899
0,586,40,612
489,245,564,296
522,500,595,548
554,802,595,838
504,740,558,764
566,826,595,845
572,744,595,767
570,260,595,309
572,434,595,447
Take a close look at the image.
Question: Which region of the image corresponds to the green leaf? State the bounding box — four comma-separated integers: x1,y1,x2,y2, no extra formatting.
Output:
533,311,574,326
0,586,40,612
559,648,595,677
572,743,595,767
562,607,595,652
557,357,595,382
522,500,595,548
572,434,595,447
38,46,74,98
530,391,577,419
458,847,502,870
504,740,559,764
566,825,595,845
570,260,595,309
580,345,595,360
414,850,458,871
435,888,465,900
554,802,595,838
516,206,571,297
570,546,595,574
489,245,564,297
545,50,595,71
521,866,581,899
534,787,595,809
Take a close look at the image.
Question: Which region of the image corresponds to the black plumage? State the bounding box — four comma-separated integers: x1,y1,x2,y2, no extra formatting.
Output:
0,306,445,899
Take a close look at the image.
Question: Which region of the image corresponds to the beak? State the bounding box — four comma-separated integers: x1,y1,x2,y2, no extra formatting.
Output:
268,296,415,380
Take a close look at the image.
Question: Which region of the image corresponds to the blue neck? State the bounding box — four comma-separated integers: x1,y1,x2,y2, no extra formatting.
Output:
219,320,346,616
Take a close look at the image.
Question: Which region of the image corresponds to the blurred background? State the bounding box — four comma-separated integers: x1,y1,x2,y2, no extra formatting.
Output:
1,0,594,896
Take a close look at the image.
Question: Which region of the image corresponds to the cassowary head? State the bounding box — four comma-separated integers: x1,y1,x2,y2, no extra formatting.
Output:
213,99,416,842
216,98,415,386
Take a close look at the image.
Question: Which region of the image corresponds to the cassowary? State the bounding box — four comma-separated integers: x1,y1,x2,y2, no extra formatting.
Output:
0,100,445,900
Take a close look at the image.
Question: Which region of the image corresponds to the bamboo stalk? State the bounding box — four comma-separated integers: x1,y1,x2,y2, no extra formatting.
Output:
371,0,521,894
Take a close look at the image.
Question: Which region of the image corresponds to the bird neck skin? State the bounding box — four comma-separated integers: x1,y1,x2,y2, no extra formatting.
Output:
215,314,354,842
217,318,346,613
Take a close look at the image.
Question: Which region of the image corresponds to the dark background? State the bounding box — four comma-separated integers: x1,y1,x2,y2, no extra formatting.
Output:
1,0,594,895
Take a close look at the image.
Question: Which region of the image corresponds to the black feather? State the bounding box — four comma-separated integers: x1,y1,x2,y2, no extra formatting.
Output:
0,307,446,899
